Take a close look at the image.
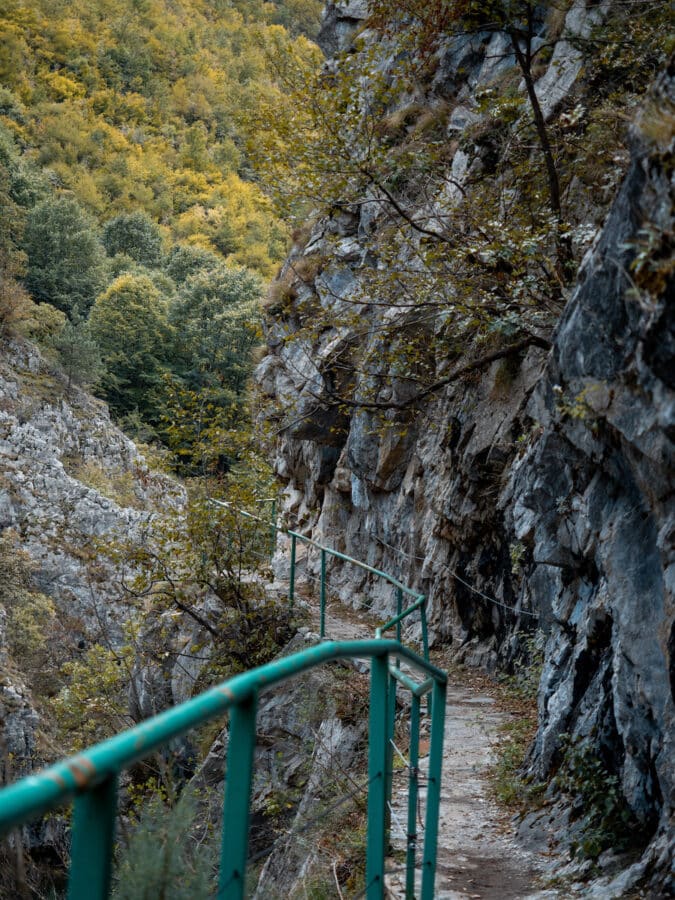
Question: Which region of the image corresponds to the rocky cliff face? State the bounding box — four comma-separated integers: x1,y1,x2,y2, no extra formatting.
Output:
0,340,184,636
508,64,674,892
259,2,673,892
260,0,619,652
0,339,188,890
0,339,184,776
0,337,368,896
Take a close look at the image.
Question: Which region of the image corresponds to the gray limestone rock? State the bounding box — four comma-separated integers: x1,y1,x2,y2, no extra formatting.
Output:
502,73,675,893
0,340,183,640
257,10,674,891
318,0,369,56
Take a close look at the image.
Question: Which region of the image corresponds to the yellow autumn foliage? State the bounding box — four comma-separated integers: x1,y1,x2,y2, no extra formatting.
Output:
0,0,323,277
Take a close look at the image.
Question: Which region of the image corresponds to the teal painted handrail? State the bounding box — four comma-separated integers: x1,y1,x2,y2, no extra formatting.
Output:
208,495,435,887
209,498,429,660
0,640,446,900
377,594,429,661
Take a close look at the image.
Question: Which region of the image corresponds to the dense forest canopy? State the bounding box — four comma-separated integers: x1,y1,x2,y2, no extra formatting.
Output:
0,0,322,456
0,0,320,273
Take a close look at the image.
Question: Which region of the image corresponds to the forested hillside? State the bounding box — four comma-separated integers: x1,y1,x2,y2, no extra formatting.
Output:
1,0,320,272
0,0,321,451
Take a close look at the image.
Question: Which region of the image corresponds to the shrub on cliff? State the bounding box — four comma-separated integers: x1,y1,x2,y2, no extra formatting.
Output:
23,198,106,316
89,274,173,421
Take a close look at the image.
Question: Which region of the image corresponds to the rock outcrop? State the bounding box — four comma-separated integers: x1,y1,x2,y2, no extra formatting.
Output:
508,65,674,894
0,339,185,779
0,339,183,639
0,338,186,891
259,3,673,891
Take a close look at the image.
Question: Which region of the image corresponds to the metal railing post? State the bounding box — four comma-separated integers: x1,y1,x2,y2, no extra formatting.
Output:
219,692,258,899
320,548,326,638
396,587,403,645
420,601,431,713
385,668,397,848
366,652,389,899
405,694,421,899
289,533,296,609
269,499,277,561
421,677,447,900
420,601,429,663
68,775,117,900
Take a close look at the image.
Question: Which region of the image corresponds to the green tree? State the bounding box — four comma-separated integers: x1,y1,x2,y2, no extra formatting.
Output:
161,264,261,470
15,298,67,344
51,316,106,393
0,127,58,339
0,120,45,211
0,536,58,699
118,466,288,677
23,197,106,316
270,0,324,39
89,274,173,421
51,644,136,752
0,162,31,336
112,788,219,900
165,244,221,285
0,128,26,271
102,211,164,268
169,264,262,404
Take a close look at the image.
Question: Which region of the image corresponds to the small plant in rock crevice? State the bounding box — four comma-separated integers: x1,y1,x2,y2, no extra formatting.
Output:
554,734,638,861
501,631,545,704
509,539,526,574
491,631,546,811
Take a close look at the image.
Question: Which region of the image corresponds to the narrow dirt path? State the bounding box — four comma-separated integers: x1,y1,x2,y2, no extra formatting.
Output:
278,581,561,898
386,683,561,899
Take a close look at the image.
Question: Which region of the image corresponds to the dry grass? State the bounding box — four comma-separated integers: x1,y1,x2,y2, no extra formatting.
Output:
290,253,324,282
639,99,675,150
291,216,319,251
65,458,142,509
411,100,451,138
264,269,299,312
378,101,427,139
546,0,574,44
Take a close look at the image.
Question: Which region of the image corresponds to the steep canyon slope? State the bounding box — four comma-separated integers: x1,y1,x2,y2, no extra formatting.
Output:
258,2,674,892
0,339,184,774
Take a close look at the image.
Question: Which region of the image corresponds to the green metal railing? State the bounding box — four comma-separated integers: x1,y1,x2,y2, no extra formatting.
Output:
0,640,447,899
210,497,429,661
210,496,436,893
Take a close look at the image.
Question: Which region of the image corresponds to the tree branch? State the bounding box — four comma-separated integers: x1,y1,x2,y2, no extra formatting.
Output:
303,334,551,413
508,24,562,220
359,166,455,245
